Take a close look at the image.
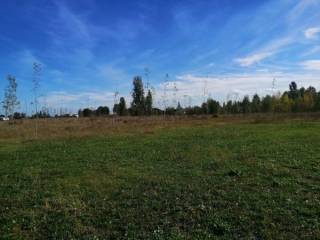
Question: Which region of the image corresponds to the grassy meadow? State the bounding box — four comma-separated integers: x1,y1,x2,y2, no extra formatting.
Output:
0,115,319,239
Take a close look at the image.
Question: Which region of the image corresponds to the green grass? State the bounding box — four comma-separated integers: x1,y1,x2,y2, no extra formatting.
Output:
0,121,320,239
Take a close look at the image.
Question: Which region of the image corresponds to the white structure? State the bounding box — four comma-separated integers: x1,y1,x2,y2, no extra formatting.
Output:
0,116,9,121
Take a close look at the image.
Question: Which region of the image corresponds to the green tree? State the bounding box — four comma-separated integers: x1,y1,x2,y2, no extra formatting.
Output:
315,92,320,111
241,96,251,113
279,93,292,112
165,107,176,115
131,76,145,116
261,95,273,112
207,98,220,114
251,94,261,113
201,102,208,114
145,90,153,115
96,106,110,116
289,81,299,100
176,102,184,115
2,75,19,119
81,108,93,117
302,90,315,112
118,97,127,116
225,100,233,114
113,104,119,115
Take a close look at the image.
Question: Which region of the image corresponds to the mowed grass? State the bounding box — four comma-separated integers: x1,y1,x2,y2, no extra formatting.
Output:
0,120,319,239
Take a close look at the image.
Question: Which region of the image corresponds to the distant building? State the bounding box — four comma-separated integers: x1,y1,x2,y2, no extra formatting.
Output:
0,116,10,121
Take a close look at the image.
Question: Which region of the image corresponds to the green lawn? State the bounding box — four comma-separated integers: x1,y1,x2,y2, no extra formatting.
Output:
0,121,319,239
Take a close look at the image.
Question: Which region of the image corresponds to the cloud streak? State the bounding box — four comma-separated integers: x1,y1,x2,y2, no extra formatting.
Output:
301,60,320,70
40,91,115,110
235,37,292,67
304,27,320,39
235,52,274,67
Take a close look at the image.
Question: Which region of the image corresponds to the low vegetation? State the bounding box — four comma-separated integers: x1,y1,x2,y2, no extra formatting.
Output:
0,116,319,239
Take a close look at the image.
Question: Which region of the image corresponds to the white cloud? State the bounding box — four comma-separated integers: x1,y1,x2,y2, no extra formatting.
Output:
97,64,129,83
40,69,320,111
304,27,320,39
301,60,320,70
40,91,115,111
151,71,320,107
52,1,92,46
235,52,274,67
288,0,319,22
234,37,292,67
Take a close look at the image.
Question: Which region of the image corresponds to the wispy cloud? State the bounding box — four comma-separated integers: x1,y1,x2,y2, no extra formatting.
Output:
235,37,292,67
304,27,320,39
301,60,320,70
50,1,93,48
235,52,274,67
304,45,320,56
156,71,320,105
287,0,319,22
41,91,115,110
97,63,130,84
19,49,44,67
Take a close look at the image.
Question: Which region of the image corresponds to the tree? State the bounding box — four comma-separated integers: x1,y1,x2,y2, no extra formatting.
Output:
302,91,315,112
251,94,261,113
82,108,93,117
261,95,273,112
113,103,119,115
241,96,251,113
131,76,145,116
288,81,299,100
201,102,208,114
2,75,19,119
145,90,153,115
225,100,233,114
279,93,292,112
118,97,127,116
96,106,110,116
165,107,176,115
207,98,220,114
176,102,184,115
13,112,26,119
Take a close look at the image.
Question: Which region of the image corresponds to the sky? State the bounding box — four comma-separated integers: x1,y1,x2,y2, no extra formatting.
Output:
1,0,320,113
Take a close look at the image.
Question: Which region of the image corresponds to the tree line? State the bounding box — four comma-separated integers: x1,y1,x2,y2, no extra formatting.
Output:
79,77,320,117
2,74,320,120
78,76,155,117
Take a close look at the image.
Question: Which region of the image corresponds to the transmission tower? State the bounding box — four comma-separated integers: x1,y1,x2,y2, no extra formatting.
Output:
173,80,178,107
203,79,208,103
114,91,119,107
162,74,169,111
144,67,150,92
32,62,42,139
272,78,277,95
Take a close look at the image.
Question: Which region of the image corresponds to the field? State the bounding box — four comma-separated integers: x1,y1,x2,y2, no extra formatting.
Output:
0,115,319,239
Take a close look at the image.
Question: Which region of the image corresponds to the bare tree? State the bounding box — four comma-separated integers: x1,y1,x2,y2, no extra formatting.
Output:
162,74,169,117
32,62,41,138
2,75,19,120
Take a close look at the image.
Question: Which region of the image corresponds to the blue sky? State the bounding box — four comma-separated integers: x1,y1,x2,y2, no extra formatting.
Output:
1,0,320,113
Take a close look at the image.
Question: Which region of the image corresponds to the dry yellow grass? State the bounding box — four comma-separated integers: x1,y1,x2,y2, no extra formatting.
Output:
0,113,319,142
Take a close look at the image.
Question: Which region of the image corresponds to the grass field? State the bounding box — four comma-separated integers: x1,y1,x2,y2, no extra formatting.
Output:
0,116,319,239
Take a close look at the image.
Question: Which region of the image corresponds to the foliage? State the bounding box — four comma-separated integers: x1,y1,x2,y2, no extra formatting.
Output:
79,106,109,117
145,90,153,115
207,98,220,114
2,75,19,118
0,121,319,239
113,97,128,116
131,76,145,116
96,106,110,116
